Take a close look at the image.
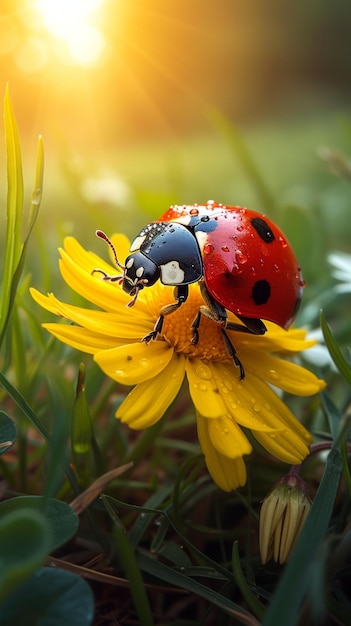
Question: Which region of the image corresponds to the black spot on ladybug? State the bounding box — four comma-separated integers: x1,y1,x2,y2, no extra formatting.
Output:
251,218,275,243
251,279,271,305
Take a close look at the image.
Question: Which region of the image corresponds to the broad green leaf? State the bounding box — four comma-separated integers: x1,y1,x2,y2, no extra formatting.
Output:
0,411,16,455
0,508,50,602
0,567,94,626
0,496,79,553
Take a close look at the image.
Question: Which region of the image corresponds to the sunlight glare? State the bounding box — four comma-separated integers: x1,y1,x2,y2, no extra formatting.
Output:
35,0,106,66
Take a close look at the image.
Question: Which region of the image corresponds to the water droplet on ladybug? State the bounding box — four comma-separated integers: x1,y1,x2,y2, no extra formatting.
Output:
221,245,230,253
190,208,199,216
235,250,248,265
278,236,288,248
300,279,306,288
203,242,214,255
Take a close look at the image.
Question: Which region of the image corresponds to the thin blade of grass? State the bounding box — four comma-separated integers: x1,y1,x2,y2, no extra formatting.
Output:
0,370,79,493
320,310,351,386
138,549,259,626
0,86,24,340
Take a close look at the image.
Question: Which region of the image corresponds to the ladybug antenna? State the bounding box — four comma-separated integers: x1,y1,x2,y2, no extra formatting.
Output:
95,230,125,271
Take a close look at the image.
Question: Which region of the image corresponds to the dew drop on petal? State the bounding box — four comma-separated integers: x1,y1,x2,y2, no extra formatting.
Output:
195,363,212,380
198,382,208,392
268,369,280,382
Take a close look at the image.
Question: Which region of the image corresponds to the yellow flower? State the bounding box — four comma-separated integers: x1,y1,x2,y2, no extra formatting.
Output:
30,235,326,491
259,477,312,564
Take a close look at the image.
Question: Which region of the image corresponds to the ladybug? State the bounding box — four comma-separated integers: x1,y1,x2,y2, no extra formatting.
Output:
94,201,304,378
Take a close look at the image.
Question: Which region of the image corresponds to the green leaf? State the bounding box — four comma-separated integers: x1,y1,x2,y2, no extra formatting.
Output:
0,496,79,553
0,411,16,455
0,88,43,349
232,541,265,620
113,525,154,626
262,447,343,626
0,86,23,342
0,567,94,626
321,391,342,441
72,363,93,456
138,549,255,624
0,508,50,602
320,310,351,386
0,370,79,493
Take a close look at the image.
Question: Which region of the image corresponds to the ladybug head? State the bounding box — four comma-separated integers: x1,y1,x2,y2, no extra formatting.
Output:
122,252,160,305
94,230,160,307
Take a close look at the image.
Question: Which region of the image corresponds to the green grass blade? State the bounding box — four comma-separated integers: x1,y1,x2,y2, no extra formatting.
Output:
0,370,79,493
138,549,259,626
320,310,351,386
113,525,155,626
0,86,24,339
0,91,43,349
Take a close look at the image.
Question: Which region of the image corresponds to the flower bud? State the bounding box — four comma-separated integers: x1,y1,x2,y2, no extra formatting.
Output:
259,475,311,564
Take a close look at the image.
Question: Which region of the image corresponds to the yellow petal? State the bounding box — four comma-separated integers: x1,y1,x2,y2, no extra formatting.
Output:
211,362,278,432
197,413,247,491
117,353,185,428
94,340,174,385
252,428,310,465
207,416,252,458
185,359,226,418
59,249,129,313
31,288,151,339
231,326,317,354
242,350,326,396
234,374,312,444
42,323,119,353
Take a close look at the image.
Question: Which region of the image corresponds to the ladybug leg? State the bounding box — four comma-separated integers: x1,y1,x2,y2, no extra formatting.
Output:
142,284,189,344
226,316,267,335
221,329,245,380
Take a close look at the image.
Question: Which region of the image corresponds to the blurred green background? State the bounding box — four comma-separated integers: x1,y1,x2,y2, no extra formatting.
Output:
1,0,351,285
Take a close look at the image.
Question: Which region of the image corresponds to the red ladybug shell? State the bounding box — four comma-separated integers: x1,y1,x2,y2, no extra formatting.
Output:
158,201,303,330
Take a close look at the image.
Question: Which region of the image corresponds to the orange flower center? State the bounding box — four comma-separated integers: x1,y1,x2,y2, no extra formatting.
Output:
160,285,230,361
